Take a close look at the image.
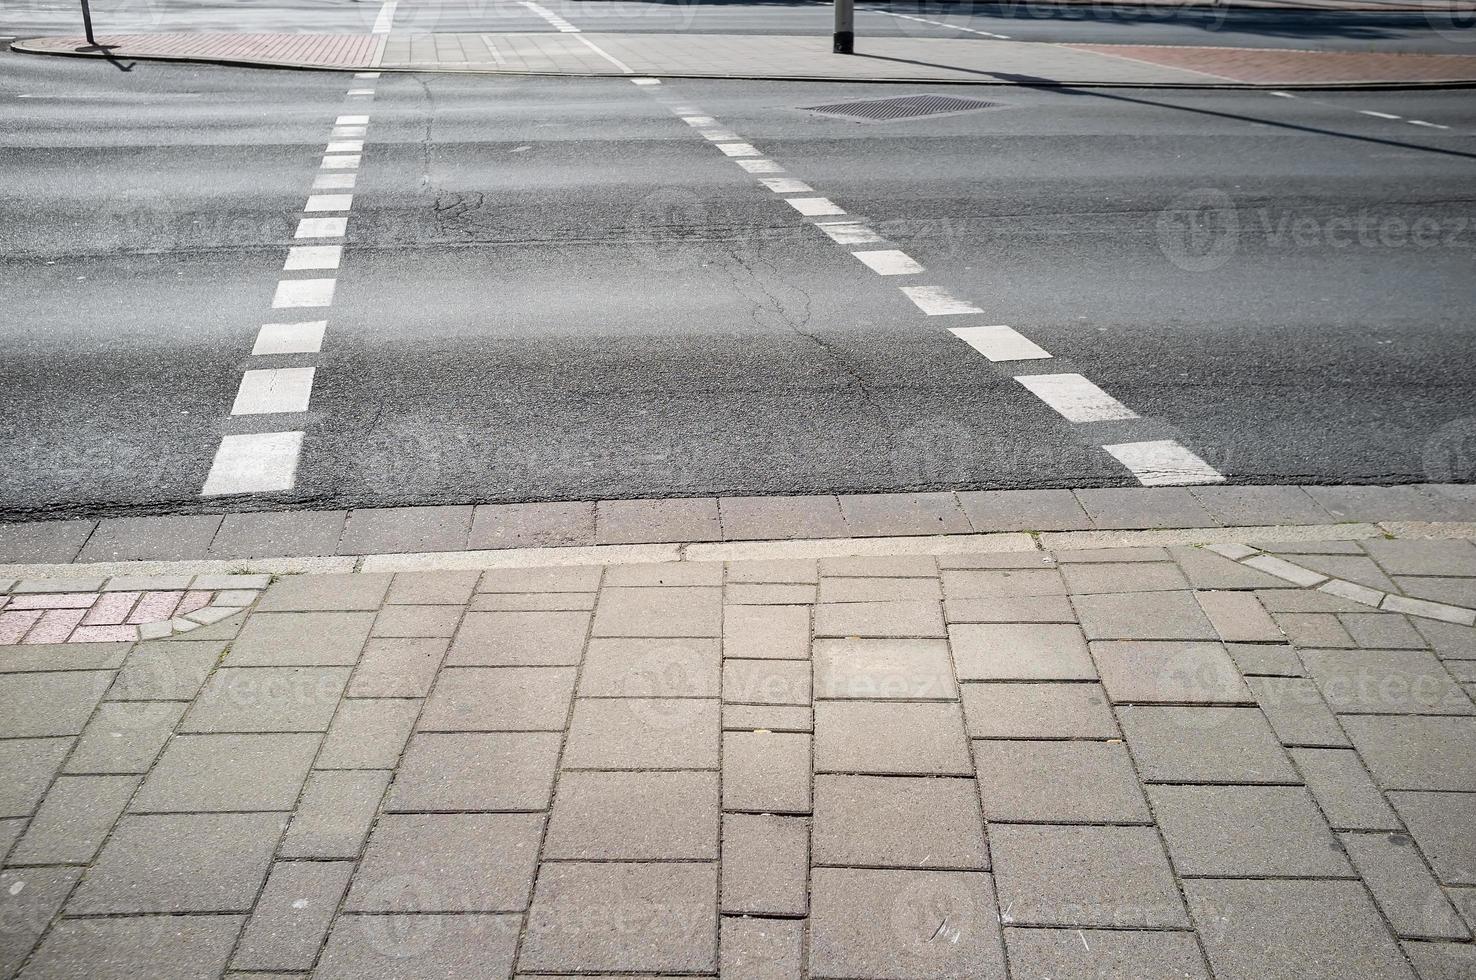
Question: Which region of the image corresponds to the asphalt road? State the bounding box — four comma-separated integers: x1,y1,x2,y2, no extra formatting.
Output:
1,43,1474,519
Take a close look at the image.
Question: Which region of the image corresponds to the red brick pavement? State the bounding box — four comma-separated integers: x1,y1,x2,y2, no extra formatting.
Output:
17,32,383,68
1069,43,1476,84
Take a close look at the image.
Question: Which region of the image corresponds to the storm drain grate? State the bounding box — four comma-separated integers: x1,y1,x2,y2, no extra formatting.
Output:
800,93,1005,123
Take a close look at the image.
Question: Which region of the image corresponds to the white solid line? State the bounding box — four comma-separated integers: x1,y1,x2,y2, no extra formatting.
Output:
631,77,660,85
1409,120,1450,129
201,431,304,496
355,71,381,79
336,114,370,125
346,88,375,97
736,159,783,174
867,8,1011,39
1268,91,1295,98
284,245,342,271
815,221,883,246
573,34,635,73
1016,373,1138,423
326,140,364,153
371,0,398,33
682,115,717,126
1104,439,1225,486
313,173,357,190
899,285,981,315
253,321,327,356
758,177,812,194
272,279,336,308
332,125,367,138
786,196,845,217
716,142,761,157
295,217,348,239
232,367,316,415
304,194,353,212
1359,110,1400,120
949,325,1051,362
852,249,923,276
320,155,361,170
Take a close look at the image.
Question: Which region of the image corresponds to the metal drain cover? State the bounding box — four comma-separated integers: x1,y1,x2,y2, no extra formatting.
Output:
800,93,1004,123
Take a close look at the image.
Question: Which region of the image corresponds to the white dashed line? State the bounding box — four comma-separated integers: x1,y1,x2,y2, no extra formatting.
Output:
758,178,813,194
304,194,353,212
852,249,924,276
295,217,348,239
949,325,1052,362
371,0,398,33
313,173,356,190
355,72,381,79
631,77,661,86
1268,91,1296,99
336,115,369,126
231,367,316,415
272,279,336,308
332,126,367,138
518,0,580,31
202,432,304,496
1360,110,1401,120
716,142,761,157
867,7,1011,39
1408,120,1450,130
898,285,981,315
283,245,342,271
1104,439,1225,486
786,197,846,217
735,160,784,174
326,140,364,153
320,155,361,170
701,129,742,142
1015,373,1138,423
347,88,375,97
815,221,884,246
253,321,326,356
681,116,717,127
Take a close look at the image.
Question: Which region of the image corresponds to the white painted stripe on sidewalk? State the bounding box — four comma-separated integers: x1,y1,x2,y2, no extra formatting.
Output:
852,249,923,276
758,177,812,194
253,321,327,356
1015,373,1138,422
716,142,761,157
336,115,369,125
816,222,883,246
1104,439,1226,486
284,245,343,271
573,34,635,72
202,432,303,496
899,285,981,315
232,367,316,415
295,217,348,239
320,155,361,170
272,279,336,308
786,197,845,217
313,173,356,190
326,140,364,153
949,325,1052,362
305,194,353,213
371,0,398,33
736,159,783,174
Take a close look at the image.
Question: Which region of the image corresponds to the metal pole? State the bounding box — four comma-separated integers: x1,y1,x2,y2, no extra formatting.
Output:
79,0,98,47
833,0,853,53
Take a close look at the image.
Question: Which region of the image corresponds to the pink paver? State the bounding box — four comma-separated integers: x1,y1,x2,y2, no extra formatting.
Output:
175,591,212,617
69,625,141,643
128,591,184,624
0,610,44,644
27,608,88,644
8,592,100,610
82,591,141,626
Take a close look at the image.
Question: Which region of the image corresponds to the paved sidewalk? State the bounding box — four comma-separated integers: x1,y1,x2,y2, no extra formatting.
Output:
2,528,1475,978
16,31,1476,86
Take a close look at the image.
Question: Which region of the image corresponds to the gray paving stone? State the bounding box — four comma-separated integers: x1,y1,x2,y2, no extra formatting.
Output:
387,732,561,811
723,703,812,732
347,812,544,912
1418,620,1476,661
578,637,719,697
133,732,318,812
961,681,1118,738
387,570,479,605
478,565,603,593
1171,545,1289,590
19,914,243,980
317,698,419,769
372,604,462,637
1309,484,1467,521
813,774,987,869
0,737,71,818
722,813,808,915
1074,591,1217,641
1092,640,1250,704
0,670,111,737
974,740,1150,823
1,869,78,975
838,491,971,536
563,697,719,769
257,574,391,612
78,515,222,562
941,568,1065,598
0,518,92,563
957,488,1092,531
107,640,222,700
726,583,817,605
226,611,374,666
1186,878,1414,980
1118,705,1298,783
813,599,945,638
420,666,575,731
724,730,810,813
1388,792,1476,885
724,658,811,705
1295,555,1401,594
471,592,597,612
1275,612,1358,648
280,770,390,859
1363,539,1476,577
1291,747,1401,830
315,913,519,980
11,774,138,864
723,605,809,661
1404,942,1476,980
349,637,447,697
209,510,346,559
593,586,722,637
1063,562,1190,595
1343,716,1476,790
991,824,1188,928
1342,832,1470,939
719,494,848,539
72,812,283,913
1341,613,1429,649
1189,484,1332,526
1446,888,1476,933
233,861,354,971
727,558,820,583
809,867,1005,979
1225,641,1304,677
0,817,25,855
336,506,472,555
1003,927,1210,980
1246,675,1350,747
819,575,942,603
546,770,717,860
721,917,805,980
1195,589,1284,642
944,595,1078,624
521,862,717,973
1260,588,1365,613
1055,547,1170,563
468,501,594,549
813,637,956,700
448,610,590,665
1075,487,1216,529
815,700,972,776
596,497,721,545
181,666,349,733
605,562,724,587
1149,784,1352,877
949,623,1095,681
0,641,129,673
1302,649,1474,715
819,555,940,577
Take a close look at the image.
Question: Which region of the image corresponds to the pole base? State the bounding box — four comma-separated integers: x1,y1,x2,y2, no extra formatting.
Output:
833,31,853,54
